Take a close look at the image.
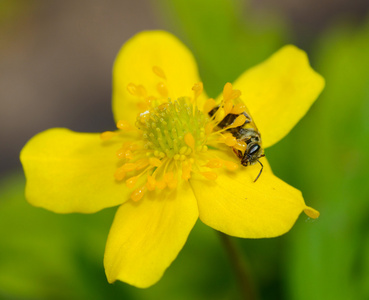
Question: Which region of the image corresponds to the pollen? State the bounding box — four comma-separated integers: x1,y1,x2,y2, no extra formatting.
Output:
137,97,207,159
108,75,242,203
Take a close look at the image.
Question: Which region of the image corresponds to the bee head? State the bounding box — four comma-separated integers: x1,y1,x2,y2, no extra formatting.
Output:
241,143,263,166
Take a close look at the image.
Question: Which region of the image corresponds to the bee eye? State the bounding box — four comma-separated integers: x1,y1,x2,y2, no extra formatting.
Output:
248,144,260,155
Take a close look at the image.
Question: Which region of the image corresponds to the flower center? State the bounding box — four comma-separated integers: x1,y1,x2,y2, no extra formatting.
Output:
101,66,248,202
136,97,207,160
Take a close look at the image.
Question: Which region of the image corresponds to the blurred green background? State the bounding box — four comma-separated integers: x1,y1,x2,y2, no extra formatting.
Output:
1,0,369,299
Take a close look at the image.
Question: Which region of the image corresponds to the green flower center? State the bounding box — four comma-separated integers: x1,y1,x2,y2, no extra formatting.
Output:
136,97,208,159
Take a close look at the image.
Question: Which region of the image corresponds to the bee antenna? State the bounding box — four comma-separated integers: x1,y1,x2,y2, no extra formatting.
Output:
253,159,263,182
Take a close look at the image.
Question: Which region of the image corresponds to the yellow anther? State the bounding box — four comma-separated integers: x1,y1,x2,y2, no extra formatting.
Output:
224,134,237,146
157,82,168,98
149,157,162,167
223,160,239,171
174,154,180,160
179,146,188,154
230,90,241,100
121,163,137,172
203,98,216,114
227,114,246,128
117,120,131,130
231,103,246,114
205,122,214,135
156,180,167,190
146,175,156,191
152,66,166,80
131,186,146,202
234,140,247,152
185,147,192,155
116,148,133,159
100,131,116,140
230,89,241,99
135,158,149,170
222,82,233,101
126,176,139,188
215,108,225,123
114,168,126,181
201,171,218,180
223,100,233,116
192,82,203,98
204,159,223,168
184,133,195,151
127,83,137,96
304,207,320,219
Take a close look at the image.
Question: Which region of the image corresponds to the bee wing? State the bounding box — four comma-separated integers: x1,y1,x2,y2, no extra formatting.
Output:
236,98,260,134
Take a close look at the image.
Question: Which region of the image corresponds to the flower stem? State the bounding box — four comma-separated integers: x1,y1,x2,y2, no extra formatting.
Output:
217,231,258,300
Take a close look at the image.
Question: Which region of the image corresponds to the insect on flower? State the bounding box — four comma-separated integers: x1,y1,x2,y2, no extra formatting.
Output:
208,98,265,182
20,31,325,288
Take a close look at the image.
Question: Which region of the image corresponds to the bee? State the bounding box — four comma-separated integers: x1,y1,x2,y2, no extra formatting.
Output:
209,103,265,182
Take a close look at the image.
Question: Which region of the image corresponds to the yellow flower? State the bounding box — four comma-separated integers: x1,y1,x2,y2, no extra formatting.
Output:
20,31,324,288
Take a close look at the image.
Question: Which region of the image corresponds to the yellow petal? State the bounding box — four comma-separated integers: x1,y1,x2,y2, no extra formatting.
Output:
230,45,325,148
190,152,315,238
113,31,206,124
20,128,133,213
104,180,198,288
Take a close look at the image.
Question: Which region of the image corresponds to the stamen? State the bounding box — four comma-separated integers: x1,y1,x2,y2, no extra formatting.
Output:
184,133,195,152
157,82,168,98
110,81,243,203
223,100,233,116
146,175,156,191
223,160,239,171
223,134,237,146
182,161,192,180
230,89,241,99
203,98,216,114
131,186,146,202
204,159,223,168
152,66,167,80
192,82,203,99
226,114,247,129
114,168,126,181
100,131,116,140
135,158,149,170
116,120,131,130
116,148,131,159
149,157,162,167
127,83,137,96
126,176,139,188
215,108,225,123
201,171,218,180
234,141,247,152
205,123,214,136
121,163,137,172
231,103,246,114
223,82,233,101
